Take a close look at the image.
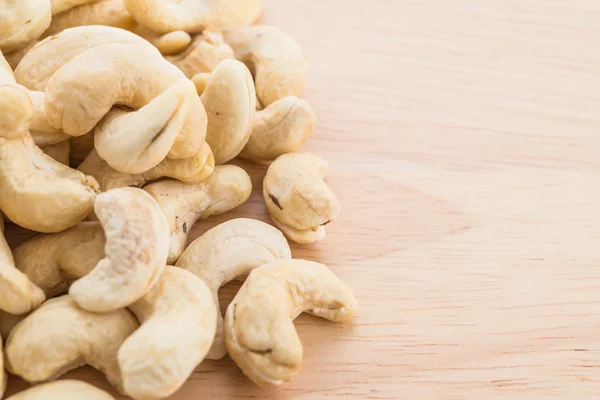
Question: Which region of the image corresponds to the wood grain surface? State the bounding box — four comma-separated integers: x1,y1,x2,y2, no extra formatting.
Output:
5,0,600,398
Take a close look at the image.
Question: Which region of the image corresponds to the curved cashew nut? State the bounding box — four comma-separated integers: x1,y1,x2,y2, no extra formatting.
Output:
0,0,51,53
240,96,316,161
28,91,70,146
6,380,115,400
166,30,234,77
201,59,255,164
41,140,70,165
78,144,214,191
224,25,306,107
119,266,217,399
225,259,357,386
176,218,291,359
263,152,340,243
5,295,139,392
144,164,252,263
123,0,263,34
67,188,169,312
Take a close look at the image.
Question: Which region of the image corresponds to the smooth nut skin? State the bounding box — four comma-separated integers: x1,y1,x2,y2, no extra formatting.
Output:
78,144,215,191
240,96,316,161
263,152,340,243
28,91,70,147
132,25,192,55
144,165,252,264
123,0,263,34
202,59,256,164
0,0,51,53
166,30,235,77
225,259,358,386
120,266,217,400
176,218,291,359
69,188,170,312
224,25,306,107
6,380,116,400
5,295,139,392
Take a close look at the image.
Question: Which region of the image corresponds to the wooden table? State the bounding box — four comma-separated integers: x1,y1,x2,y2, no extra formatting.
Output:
6,0,600,398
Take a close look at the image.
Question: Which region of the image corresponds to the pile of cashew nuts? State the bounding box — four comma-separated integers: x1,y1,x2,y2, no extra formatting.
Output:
0,1,357,399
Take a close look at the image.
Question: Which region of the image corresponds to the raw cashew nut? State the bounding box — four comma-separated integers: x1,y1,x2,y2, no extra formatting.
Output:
28,91,70,146
201,59,256,164
68,188,169,312
132,25,192,55
144,165,252,263
0,0,51,53
224,25,306,106
240,96,316,161
166,30,234,77
119,266,217,400
4,41,39,70
6,380,116,400
263,152,340,243
0,54,99,233
44,0,137,38
5,295,139,392
225,259,357,386
41,140,70,165
78,144,214,191
123,0,263,34
176,218,291,359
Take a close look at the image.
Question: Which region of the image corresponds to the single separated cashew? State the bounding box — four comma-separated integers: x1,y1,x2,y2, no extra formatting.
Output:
225,259,357,386
5,295,139,392
200,59,255,164
166,30,234,77
123,0,263,34
119,266,217,400
263,152,340,243
68,188,169,312
41,140,70,165
144,165,252,263
176,218,291,359
224,25,306,107
240,96,316,161
78,144,214,191
0,0,51,53
6,380,116,400
0,54,99,233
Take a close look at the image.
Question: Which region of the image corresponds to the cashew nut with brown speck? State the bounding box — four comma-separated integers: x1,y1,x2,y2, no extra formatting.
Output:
176,218,291,359
144,165,252,263
6,380,116,400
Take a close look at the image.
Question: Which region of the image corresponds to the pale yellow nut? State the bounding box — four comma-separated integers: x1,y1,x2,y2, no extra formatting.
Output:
123,0,263,34
166,30,234,77
28,91,70,146
0,0,51,53
224,25,306,107
4,41,39,70
240,96,316,161
41,140,70,165
144,165,252,264
176,218,291,359
202,59,256,164
5,295,138,392
263,152,340,243
225,259,357,386
6,380,115,400
120,266,217,400
78,144,214,191
132,25,192,55
69,188,169,312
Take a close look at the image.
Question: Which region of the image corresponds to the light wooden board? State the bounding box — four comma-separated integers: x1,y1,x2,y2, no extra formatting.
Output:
5,0,600,398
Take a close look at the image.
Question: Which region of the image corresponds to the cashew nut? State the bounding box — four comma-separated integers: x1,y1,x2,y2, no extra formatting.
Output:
225,259,357,386
119,266,217,400
240,96,316,161
0,0,51,53
6,380,116,400
78,144,214,191
123,0,263,33
131,24,192,55
176,218,291,359
4,41,39,70
41,140,70,165
0,54,99,233
263,152,340,243
28,90,70,146
201,59,256,164
5,295,139,392
166,30,234,77
68,188,169,312
144,165,252,263
50,0,99,15
224,25,306,106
